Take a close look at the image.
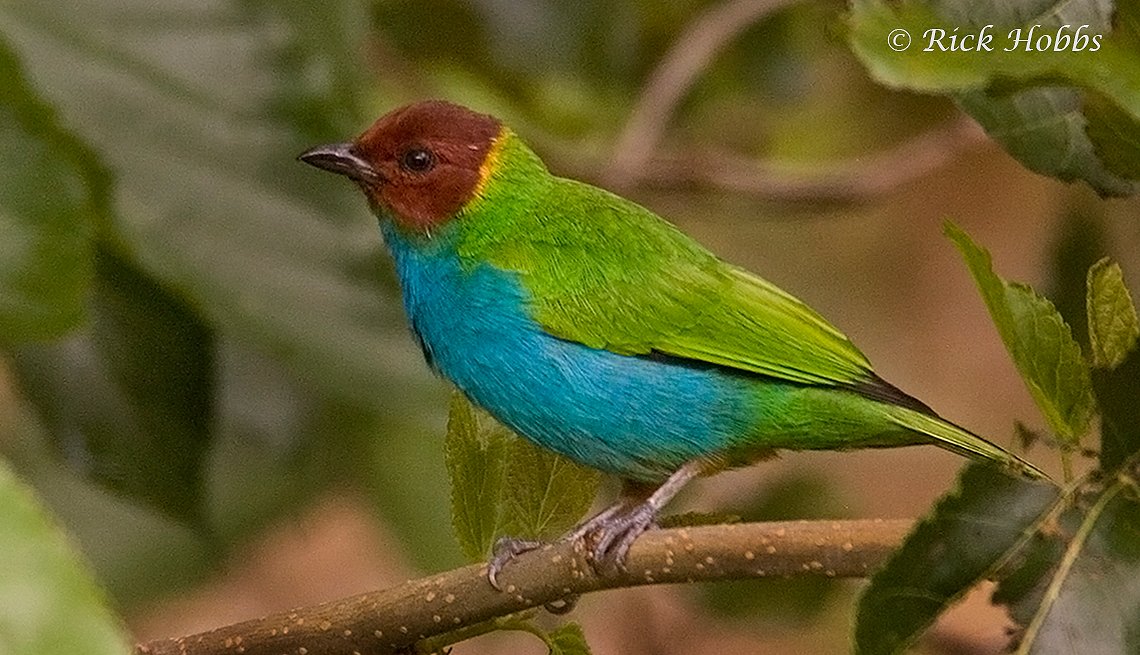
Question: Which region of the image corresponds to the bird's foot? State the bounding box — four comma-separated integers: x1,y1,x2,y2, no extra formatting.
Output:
582,502,658,574
487,536,581,614
484,502,652,588
487,461,704,587
487,536,544,591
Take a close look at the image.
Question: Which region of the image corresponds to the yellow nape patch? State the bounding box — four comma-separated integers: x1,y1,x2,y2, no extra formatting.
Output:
472,127,509,200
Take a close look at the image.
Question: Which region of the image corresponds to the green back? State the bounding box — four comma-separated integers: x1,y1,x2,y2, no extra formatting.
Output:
454,132,874,388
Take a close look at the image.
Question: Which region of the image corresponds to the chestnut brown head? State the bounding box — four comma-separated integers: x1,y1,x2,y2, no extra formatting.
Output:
299,101,502,230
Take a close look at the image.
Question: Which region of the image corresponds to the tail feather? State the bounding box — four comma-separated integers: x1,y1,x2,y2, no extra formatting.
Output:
884,406,1048,481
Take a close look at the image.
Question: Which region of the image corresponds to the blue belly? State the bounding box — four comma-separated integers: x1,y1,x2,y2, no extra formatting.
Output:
383,224,759,481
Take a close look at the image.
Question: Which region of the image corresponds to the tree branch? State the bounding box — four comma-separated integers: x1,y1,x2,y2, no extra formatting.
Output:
595,0,990,203
633,116,989,203
604,0,807,188
135,518,910,655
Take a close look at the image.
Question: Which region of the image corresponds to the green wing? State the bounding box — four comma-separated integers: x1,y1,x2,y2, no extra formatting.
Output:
657,265,873,385
476,177,874,388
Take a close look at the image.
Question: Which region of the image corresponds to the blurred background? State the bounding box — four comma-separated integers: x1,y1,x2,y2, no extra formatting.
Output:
1,0,1137,653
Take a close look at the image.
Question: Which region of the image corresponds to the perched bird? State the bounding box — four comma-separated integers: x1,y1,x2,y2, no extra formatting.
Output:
300,100,1043,584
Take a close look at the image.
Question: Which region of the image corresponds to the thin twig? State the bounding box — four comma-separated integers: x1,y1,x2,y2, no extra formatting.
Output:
597,0,990,202
633,116,989,203
135,519,910,655
604,0,807,188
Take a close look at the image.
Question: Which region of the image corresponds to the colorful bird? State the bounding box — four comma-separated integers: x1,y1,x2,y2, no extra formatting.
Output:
299,100,1044,585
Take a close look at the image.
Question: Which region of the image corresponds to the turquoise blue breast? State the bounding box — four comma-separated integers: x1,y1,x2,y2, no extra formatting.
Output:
382,224,759,481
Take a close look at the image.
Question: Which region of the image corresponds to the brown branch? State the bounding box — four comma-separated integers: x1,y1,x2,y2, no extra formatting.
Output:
596,0,990,202
634,116,989,203
135,519,911,655
604,0,807,188
551,115,989,205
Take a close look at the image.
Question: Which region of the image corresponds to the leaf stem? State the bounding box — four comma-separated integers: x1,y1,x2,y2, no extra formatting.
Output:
1014,478,1125,654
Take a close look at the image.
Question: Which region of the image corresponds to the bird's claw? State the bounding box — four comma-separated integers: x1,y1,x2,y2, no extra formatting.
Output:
487,536,581,615
486,536,544,590
584,504,658,574
486,501,660,589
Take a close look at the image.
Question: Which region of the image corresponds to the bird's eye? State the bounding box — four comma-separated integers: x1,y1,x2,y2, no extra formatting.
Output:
401,148,435,173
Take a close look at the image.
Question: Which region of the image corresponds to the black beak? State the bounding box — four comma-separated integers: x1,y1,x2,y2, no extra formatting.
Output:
297,142,381,184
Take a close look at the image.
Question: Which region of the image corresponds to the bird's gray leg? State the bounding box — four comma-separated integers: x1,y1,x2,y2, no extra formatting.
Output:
587,460,705,573
486,493,638,590
486,460,705,588
564,497,636,542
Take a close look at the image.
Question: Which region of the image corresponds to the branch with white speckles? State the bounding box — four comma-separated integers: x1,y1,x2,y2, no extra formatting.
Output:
133,519,911,655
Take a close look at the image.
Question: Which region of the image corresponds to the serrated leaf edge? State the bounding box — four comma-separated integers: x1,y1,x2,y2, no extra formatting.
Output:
1086,257,1140,369
858,470,1078,655
945,221,1094,442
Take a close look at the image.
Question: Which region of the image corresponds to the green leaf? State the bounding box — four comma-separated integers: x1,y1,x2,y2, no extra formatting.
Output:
855,463,1062,655
956,84,1138,198
502,435,600,542
445,392,511,562
0,458,131,655
1005,282,1096,443
10,248,214,527
0,35,102,342
1086,0,1140,183
999,478,1140,655
946,222,1095,444
444,394,600,557
546,622,593,655
1085,90,1140,181
847,0,1140,196
1086,258,1139,369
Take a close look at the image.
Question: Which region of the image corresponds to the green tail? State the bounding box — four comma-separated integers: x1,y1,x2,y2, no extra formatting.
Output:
884,406,1048,481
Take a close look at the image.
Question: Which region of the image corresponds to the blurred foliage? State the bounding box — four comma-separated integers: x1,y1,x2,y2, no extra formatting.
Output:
856,226,1140,654
0,0,455,604
11,247,215,529
849,0,1140,196
0,0,1137,653
0,40,102,342
0,458,130,655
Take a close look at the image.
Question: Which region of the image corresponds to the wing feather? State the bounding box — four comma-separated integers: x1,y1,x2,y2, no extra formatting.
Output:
475,177,874,388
